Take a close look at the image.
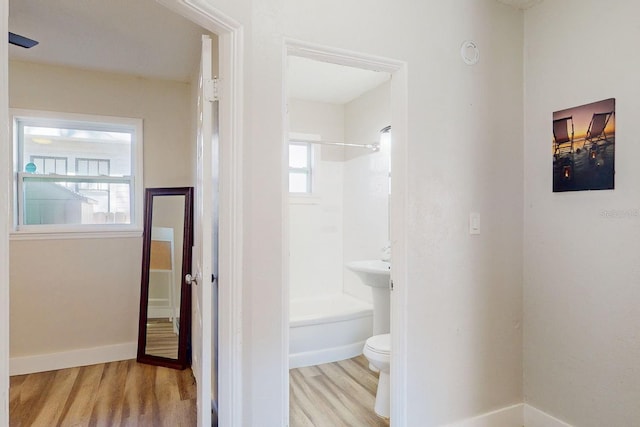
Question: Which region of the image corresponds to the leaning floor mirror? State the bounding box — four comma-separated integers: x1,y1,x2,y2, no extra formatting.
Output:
137,187,193,369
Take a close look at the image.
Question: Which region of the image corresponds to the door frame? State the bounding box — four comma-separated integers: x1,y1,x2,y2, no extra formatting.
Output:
1,0,9,424
155,1,244,425
282,39,409,425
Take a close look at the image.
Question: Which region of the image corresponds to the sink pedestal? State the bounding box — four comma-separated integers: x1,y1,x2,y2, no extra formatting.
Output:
345,260,391,335
371,286,390,335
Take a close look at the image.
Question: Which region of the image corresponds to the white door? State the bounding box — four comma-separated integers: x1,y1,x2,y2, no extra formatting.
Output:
191,34,216,427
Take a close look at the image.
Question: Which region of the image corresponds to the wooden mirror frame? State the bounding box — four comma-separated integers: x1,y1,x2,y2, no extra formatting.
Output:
137,187,193,369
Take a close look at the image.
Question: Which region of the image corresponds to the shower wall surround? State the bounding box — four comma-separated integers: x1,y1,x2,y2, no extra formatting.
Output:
289,81,391,302
288,99,345,300
342,82,391,302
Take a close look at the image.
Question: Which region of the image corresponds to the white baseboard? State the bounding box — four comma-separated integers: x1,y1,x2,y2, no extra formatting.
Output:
148,306,173,319
10,342,137,376
288,341,365,369
524,404,573,427
443,403,523,427
442,403,573,427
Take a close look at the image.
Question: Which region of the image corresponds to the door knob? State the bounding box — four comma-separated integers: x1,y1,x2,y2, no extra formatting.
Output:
185,273,198,285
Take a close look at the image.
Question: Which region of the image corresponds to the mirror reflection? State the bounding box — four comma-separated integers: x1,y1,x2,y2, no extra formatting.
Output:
137,187,193,369
146,196,185,359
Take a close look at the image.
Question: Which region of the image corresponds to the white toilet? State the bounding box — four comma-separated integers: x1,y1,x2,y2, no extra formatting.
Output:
363,333,391,418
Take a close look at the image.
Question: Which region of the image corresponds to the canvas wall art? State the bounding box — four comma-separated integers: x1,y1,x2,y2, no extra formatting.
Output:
552,98,615,192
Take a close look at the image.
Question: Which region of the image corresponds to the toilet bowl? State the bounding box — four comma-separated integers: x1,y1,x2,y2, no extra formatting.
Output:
363,333,390,418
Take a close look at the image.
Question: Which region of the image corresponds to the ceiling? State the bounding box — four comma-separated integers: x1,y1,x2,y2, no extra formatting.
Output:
288,56,391,105
9,0,391,103
9,0,542,99
9,0,206,82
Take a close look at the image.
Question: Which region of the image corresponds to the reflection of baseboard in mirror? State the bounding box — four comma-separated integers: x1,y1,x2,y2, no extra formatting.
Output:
137,187,194,370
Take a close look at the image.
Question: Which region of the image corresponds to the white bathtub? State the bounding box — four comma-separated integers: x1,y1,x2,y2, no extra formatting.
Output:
289,293,373,369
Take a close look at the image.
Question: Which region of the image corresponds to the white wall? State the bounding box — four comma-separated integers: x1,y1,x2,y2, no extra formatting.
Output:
288,99,345,300
239,0,524,424
524,1,640,425
9,0,525,423
9,61,194,364
0,0,527,425
343,81,391,303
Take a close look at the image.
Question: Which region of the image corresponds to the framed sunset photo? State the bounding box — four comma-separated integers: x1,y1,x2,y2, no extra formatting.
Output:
552,98,615,192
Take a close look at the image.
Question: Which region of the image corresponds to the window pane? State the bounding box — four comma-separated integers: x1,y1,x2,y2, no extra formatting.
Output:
22,125,132,177
76,158,111,176
289,172,309,193
22,179,131,225
55,158,67,174
289,144,308,168
29,156,68,175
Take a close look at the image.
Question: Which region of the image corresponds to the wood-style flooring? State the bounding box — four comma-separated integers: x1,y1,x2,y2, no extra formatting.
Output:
9,359,196,427
290,355,390,427
146,318,179,359
11,354,384,427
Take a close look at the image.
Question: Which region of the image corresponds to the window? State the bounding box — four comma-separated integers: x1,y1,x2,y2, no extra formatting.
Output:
11,109,143,235
30,155,68,175
288,141,312,193
76,158,110,176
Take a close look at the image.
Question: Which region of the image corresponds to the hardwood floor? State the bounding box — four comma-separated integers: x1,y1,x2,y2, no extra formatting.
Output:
9,359,196,427
146,318,179,359
12,355,384,426
290,355,390,427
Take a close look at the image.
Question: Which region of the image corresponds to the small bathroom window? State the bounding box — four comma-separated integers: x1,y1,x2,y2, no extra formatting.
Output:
288,141,312,193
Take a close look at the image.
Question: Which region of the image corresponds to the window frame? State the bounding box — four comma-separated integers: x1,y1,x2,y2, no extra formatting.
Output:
10,109,144,239
288,140,313,194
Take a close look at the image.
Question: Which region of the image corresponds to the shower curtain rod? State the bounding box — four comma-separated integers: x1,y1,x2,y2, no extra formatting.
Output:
291,138,380,151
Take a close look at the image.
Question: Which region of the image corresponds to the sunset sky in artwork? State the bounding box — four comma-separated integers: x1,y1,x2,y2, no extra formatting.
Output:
553,98,615,142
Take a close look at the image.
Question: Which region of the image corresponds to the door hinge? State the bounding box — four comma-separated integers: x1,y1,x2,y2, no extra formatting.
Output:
205,77,219,102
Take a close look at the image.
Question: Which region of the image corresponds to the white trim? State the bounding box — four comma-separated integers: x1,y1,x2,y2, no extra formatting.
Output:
288,341,366,370
158,0,242,33
217,26,245,427
282,41,292,427
524,404,574,427
286,39,405,73
9,342,137,376
438,403,575,427
10,230,142,241
283,38,408,426
389,57,409,427
288,195,320,205
289,132,321,142
442,403,523,427
155,2,244,426
0,0,9,423
148,307,175,318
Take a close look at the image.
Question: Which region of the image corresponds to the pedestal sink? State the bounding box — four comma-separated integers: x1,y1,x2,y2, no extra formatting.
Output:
346,260,391,335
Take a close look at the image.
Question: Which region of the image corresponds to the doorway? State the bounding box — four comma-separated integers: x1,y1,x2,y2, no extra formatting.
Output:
3,1,243,425
284,41,408,425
